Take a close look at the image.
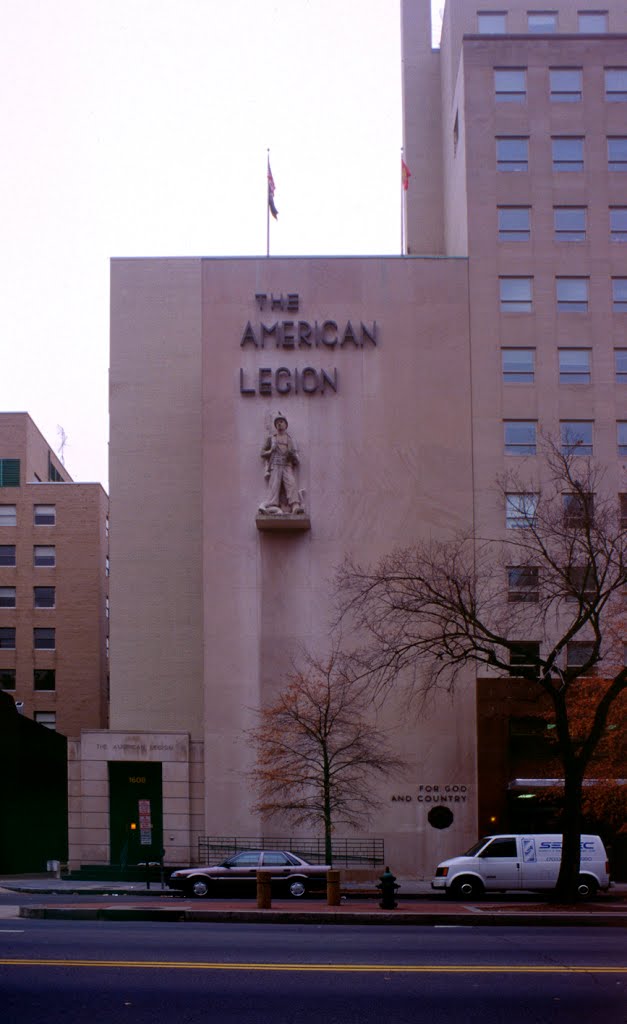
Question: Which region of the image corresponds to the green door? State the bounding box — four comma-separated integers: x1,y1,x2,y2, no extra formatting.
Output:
108,761,163,867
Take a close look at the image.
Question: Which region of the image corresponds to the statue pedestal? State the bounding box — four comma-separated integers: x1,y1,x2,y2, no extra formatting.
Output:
256,513,311,532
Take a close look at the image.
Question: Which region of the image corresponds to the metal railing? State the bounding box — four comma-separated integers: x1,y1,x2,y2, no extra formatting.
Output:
197,836,384,867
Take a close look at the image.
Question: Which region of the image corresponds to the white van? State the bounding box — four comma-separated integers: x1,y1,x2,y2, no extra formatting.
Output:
432,833,610,899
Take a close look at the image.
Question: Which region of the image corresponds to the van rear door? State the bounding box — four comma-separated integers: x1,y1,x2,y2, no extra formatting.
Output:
477,836,521,890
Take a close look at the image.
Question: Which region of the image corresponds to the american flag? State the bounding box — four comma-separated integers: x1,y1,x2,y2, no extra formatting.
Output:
268,161,278,219
401,158,411,191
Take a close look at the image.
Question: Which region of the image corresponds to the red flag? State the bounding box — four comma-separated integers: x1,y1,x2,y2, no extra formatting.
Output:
268,160,278,219
401,158,411,191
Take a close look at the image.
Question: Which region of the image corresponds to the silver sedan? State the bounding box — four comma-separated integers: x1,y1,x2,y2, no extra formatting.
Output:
168,849,330,898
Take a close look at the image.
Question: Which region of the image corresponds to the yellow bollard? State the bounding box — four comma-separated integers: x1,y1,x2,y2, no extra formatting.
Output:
256,870,272,909
327,869,341,906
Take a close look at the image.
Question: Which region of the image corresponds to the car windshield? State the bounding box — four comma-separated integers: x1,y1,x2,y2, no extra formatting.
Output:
463,838,492,857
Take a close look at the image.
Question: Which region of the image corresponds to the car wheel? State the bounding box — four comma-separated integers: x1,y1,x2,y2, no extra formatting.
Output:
188,877,210,898
449,876,484,900
288,879,307,898
577,876,598,899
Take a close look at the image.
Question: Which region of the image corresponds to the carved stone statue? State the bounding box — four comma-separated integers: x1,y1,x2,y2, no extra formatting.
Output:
258,414,304,515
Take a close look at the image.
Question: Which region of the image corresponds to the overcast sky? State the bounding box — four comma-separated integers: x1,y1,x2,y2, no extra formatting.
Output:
1,1,440,490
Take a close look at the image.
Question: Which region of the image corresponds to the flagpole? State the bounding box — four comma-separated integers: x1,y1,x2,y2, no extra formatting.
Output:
266,149,271,257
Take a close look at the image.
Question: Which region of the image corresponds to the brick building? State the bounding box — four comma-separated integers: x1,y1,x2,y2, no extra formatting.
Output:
0,413,109,737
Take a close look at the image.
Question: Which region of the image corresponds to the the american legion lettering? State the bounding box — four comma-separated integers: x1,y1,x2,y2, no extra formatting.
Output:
239,292,377,397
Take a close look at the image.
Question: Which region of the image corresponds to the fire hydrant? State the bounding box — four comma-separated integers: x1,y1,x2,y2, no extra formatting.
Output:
377,866,399,909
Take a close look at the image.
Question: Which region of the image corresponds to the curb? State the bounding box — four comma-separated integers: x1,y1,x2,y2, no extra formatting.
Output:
19,905,627,927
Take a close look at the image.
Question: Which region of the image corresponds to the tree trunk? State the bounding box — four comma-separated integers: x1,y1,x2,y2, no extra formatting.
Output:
322,745,333,866
554,766,584,902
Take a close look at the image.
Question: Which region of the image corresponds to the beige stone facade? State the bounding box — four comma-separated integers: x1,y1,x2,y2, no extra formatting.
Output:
68,732,202,866
70,0,627,876
0,413,108,738
100,255,478,875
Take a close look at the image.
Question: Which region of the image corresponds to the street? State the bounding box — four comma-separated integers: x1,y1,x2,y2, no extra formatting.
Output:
0,920,625,1023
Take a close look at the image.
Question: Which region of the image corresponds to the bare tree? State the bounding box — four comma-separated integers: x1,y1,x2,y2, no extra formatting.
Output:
337,442,627,900
247,645,407,865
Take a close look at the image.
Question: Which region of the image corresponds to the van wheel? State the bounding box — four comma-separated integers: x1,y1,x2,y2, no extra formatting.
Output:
577,876,598,899
449,877,484,900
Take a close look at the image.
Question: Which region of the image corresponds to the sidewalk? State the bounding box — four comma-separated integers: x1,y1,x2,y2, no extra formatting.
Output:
2,876,626,927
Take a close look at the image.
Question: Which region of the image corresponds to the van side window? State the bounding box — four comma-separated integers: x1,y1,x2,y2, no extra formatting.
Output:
479,838,518,858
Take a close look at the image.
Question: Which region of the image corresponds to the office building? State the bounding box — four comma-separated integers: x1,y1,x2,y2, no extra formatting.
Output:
69,0,627,875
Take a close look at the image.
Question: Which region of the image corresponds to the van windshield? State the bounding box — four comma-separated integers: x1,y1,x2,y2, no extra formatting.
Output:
464,838,492,857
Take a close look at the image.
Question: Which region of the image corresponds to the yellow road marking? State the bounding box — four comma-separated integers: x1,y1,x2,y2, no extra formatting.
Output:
0,959,625,974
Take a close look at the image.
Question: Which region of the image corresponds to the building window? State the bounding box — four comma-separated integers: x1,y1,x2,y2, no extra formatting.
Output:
563,493,594,527
610,208,627,242
498,207,530,240
34,669,56,691
495,68,526,102
506,493,538,528
0,459,20,487
566,641,595,669
34,505,56,526
578,11,608,33
106,596,110,619
509,642,540,673
0,668,16,690
502,348,535,382
553,137,584,172
34,711,56,730
505,421,537,455
615,350,627,382
508,567,539,602
561,421,593,455
566,566,594,600
106,555,110,577
556,277,588,311
0,505,17,527
33,627,55,650
0,627,16,649
34,545,55,567
478,11,506,33
497,137,528,171
550,68,582,102
606,69,627,101
33,587,55,609
613,279,627,312
528,11,557,32
48,459,63,483
559,349,591,384
608,138,627,171
554,207,586,241
618,422,627,456
500,277,533,312
620,494,627,527
0,545,16,567
0,587,16,608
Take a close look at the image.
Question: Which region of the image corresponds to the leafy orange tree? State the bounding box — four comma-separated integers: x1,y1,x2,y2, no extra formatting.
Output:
247,646,406,865
540,681,627,832
337,443,627,900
